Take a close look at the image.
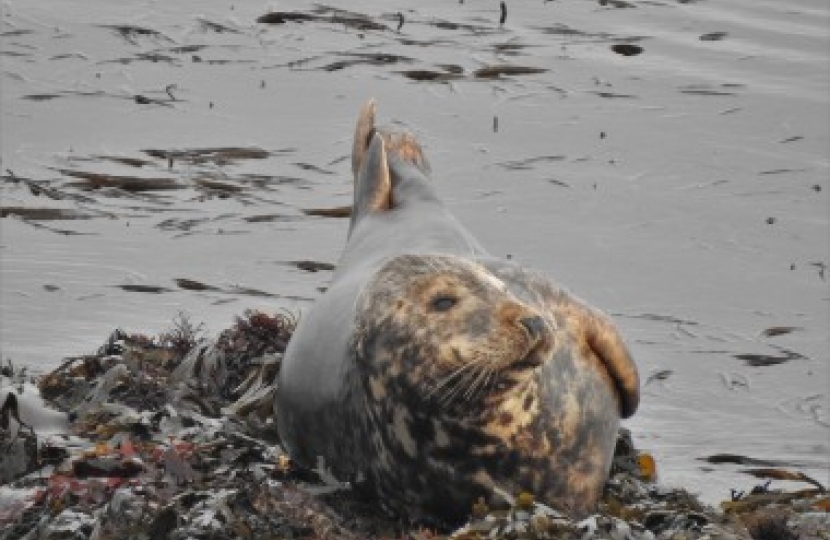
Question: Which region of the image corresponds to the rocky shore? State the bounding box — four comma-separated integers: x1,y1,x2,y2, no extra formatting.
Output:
1,313,827,540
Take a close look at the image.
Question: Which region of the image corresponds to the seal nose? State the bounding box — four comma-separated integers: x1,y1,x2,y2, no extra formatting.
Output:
520,315,546,340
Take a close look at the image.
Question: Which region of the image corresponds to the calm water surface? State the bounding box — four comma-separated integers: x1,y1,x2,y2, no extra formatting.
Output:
2,0,827,503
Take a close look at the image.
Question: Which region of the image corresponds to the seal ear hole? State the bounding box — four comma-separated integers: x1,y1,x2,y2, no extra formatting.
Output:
431,295,457,312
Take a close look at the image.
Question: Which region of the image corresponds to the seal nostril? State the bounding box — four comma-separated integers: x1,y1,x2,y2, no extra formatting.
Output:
520,316,546,340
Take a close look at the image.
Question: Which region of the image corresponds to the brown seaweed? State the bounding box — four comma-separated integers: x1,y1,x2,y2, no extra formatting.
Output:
700,32,728,41
2,318,827,540
401,70,446,81
733,348,805,367
256,10,388,32
99,24,174,45
761,326,802,337
142,146,271,165
291,260,336,273
117,284,174,294
497,155,566,170
174,278,222,292
0,206,102,221
58,169,183,192
612,44,644,56
474,65,547,79
321,52,412,72
303,205,351,218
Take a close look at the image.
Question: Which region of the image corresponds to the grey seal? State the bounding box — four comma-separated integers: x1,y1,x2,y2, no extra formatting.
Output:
276,100,640,525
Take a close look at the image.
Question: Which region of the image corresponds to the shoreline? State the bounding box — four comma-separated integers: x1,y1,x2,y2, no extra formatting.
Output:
2,312,827,540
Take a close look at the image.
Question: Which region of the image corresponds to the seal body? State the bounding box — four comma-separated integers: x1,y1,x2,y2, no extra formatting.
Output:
276,101,639,525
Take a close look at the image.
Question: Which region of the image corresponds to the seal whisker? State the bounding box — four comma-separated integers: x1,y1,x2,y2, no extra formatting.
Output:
476,363,502,402
479,365,498,397
463,362,493,401
437,368,473,405
440,364,484,405
426,361,476,401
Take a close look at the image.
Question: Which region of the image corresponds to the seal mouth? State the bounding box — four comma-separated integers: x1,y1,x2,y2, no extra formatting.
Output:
493,355,541,393
511,356,542,371
497,337,548,391
510,339,548,371
507,315,553,373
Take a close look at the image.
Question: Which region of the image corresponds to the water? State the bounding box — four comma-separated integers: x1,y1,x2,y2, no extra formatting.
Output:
1,0,828,504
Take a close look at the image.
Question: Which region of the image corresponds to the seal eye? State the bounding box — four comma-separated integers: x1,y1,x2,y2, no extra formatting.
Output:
431,295,457,312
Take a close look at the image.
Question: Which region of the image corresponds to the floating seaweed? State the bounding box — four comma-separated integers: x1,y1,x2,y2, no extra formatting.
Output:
116,284,174,294
294,162,336,175
320,52,413,72
174,278,222,292
303,205,352,218
99,24,174,46
497,155,566,171
400,68,464,82
700,32,728,41
612,43,644,56
142,146,272,166
87,155,156,168
473,64,547,79
197,18,241,34
761,326,802,337
592,91,639,99
194,177,245,193
600,0,637,8
679,84,741,96
290,260,336,273
701,453,803,467
256,9,389,32
733,348,805,367
58,169,184,192
0,206,104,221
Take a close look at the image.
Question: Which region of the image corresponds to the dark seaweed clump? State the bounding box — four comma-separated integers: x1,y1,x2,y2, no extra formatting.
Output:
1,313,827,540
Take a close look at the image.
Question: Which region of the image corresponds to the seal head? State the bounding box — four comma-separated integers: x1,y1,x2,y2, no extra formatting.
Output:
346,253,635,522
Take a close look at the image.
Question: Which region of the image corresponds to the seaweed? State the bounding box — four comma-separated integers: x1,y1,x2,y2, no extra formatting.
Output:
473,65,547,79
2,318,827,540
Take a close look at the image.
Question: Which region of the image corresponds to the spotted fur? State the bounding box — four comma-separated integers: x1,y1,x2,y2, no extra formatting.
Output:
328,254,628,523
